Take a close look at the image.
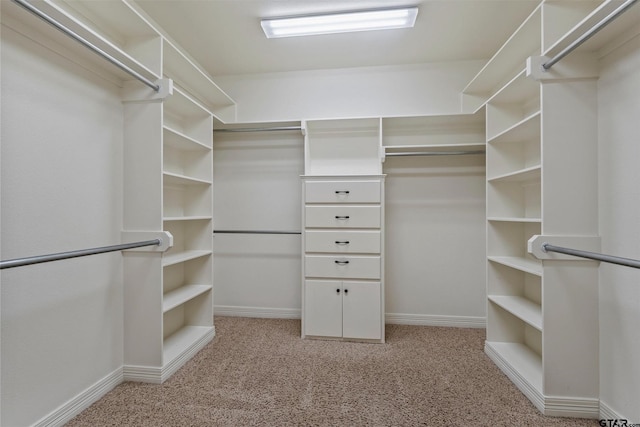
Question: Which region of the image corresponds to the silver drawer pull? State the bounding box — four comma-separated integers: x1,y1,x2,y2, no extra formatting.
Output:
334,260,350,265
335,190,350,194
335,216,350,220
335,241,350,245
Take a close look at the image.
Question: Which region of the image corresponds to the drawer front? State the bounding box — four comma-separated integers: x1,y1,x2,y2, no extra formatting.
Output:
305,255,381,279
305,180,381,203
305,230,381,253
305,206,380,228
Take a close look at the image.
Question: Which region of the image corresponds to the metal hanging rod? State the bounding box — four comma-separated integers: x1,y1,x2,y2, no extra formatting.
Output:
386,150,485,157
0,239,161,270
12,0,160,92
541,243,640,269
542,0,639,70
214,230,301,235
213,126,302,133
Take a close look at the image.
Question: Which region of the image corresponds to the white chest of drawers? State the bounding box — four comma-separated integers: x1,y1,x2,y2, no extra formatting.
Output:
301,176,385,342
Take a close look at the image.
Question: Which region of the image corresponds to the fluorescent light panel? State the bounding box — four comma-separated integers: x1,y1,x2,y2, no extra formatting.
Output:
261,7,418,38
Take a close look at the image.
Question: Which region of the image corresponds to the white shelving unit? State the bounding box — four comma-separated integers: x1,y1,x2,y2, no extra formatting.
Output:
461,5,542,113
122,80,216,383
469,0,613,418
300,112,487,342
9,0,162,89
157,85,215,383
381,112,486,158
51,0,237,120
304,118,383,176
162,39,236,123
461,0,605,113
39,0,237,384
302,118,385,343
55,0,162,76
302,176,385,342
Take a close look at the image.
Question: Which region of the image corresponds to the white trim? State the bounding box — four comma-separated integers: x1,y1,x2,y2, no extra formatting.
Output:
599,401,618,420
33,367,123,427
123,364,163,384
545,396,600,419
486,343,600,419
215,305,302,319
600,400,620,419
385,313,486,328
600,400,637,423
162,328,215,382
485,342,545,413
215,307,487,329
124,328,215,384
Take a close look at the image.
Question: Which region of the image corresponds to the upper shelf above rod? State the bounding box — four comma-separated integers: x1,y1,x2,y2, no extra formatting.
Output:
12,0,161,92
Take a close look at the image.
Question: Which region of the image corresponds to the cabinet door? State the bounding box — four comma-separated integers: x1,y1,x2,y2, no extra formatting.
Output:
304,280,342,337
342,281,382,340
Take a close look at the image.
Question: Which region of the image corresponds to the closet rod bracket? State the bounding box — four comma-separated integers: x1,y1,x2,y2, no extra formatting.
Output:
528,235,601,262
121,231,173,252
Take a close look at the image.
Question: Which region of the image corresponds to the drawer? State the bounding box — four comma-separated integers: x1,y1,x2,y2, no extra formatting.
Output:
305,180,381,203
305,206,380,228
305,255,381,279
305,230,381,253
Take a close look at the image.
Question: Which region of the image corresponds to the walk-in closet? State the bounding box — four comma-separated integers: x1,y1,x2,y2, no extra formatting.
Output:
1,0,639,425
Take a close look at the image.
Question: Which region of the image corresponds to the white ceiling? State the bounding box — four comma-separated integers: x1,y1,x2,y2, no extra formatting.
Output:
134,0,541,77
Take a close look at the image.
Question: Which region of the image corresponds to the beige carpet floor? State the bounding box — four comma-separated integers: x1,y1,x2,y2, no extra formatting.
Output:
67,317,598,426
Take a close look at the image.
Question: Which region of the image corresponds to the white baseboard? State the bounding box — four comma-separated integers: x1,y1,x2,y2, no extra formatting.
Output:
162,328,215,383
215,306,486,329
33,367,123,427
600,400,638,424
386,312,486,328
545,396,600,419
123,364,163,384
215,305,301,319
485,342,599,419
124,328,216,384
484,342,546,414
32,331,215,425
600,400,621,420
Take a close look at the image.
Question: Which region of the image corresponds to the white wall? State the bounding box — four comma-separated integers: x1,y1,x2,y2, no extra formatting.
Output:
215,61,484,123
1,20,124,427
211,59,488,324
383,155,486,326
212,129,304,318
597,31,640,423
212,128,487,326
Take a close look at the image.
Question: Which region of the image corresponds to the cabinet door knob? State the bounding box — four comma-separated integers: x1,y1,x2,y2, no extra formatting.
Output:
336,289,341,294
344,289,348,295
335,190,350,194
335,241,350,245
334,260,350,265
335,216,350,220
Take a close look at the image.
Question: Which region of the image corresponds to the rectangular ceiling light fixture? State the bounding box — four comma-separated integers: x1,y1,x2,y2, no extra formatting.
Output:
261,7,418,38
